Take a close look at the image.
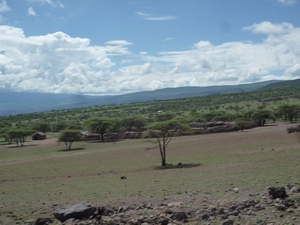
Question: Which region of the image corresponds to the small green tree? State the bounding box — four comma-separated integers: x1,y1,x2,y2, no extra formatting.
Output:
58,130,82,150
147,119,191,166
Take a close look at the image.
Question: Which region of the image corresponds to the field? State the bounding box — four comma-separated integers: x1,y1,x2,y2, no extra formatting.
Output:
0,122,300,224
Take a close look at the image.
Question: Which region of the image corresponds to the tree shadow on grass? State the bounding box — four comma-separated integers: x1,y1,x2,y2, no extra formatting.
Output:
153,163,202,170
59,147,85,152
86,139,124,144
7,144,38,148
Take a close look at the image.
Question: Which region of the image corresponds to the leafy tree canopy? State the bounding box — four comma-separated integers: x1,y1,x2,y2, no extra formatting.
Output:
83,118,115,142
58,130,82,150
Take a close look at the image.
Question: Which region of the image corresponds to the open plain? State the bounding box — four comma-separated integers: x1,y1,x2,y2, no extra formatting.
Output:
0,122,299,224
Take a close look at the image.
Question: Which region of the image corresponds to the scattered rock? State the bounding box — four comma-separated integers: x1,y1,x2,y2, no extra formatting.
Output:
275,204,287,211
171,211,187,221
19,186,300,225
53,202,96,223
232,187,239,193
223,219,234,225
289,186,299,193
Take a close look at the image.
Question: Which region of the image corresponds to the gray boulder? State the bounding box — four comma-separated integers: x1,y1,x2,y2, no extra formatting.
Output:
53,202,96,222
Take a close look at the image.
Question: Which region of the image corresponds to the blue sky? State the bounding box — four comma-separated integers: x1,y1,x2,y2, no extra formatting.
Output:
0,0,299,95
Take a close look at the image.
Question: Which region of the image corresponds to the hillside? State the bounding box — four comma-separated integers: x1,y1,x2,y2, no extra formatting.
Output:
0,80,282,116
259,78,300,89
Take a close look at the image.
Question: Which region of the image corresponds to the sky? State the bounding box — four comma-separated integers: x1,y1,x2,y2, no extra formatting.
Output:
0,0,300,95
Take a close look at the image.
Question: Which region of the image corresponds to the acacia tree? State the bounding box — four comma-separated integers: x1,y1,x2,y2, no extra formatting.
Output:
278,104,300,123
58,130,82,150
4,128,36,146
251,110,275,126
83,118,115,142
147,119,191,166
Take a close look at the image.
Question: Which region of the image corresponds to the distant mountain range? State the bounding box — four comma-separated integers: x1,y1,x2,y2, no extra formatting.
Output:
0,78,299,116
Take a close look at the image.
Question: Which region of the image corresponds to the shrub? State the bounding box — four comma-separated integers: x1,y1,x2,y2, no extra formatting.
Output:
287,125,300,133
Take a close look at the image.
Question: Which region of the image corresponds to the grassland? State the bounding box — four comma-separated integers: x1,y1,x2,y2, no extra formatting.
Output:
0,122,299,224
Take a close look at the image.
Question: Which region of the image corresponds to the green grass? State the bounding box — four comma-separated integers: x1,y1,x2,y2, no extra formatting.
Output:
0,123,300,222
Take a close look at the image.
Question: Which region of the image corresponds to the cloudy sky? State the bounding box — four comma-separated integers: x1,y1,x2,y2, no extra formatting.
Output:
0,0,300,95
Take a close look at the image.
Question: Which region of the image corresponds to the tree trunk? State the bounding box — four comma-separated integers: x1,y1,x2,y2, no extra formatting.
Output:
161,146,166,166
161,158,166,166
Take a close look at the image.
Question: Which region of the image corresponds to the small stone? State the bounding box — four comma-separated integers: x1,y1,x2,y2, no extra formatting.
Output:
222,219,234,225
275,204,287,211
172,211,187,221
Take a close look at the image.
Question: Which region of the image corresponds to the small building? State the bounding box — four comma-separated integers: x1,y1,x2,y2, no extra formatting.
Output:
32,132,46,140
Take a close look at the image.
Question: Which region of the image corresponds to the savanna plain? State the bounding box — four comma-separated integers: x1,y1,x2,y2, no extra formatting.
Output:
0,122,299,224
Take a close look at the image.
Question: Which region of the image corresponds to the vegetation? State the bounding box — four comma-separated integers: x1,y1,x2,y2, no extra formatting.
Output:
0,123,299,224
0,86,299,130
58,130,82,150
0,128,36,146
147,118,191,166
83,118,116,142
0,85,300,223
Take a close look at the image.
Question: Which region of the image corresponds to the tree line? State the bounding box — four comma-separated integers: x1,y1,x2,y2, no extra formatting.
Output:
1,103,300,166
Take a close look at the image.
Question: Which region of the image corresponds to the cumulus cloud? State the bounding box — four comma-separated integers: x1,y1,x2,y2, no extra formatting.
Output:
0,21,300,95
285,64,300,77
277,0,297,5
28,7,37,16
243,21,294,34
0,26,132,94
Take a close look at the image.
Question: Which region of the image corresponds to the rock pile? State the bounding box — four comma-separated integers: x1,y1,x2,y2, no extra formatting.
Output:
25,185,300,225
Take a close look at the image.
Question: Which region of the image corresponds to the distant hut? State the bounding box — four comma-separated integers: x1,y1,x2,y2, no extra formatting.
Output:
81,131,100,140
32,132,46,140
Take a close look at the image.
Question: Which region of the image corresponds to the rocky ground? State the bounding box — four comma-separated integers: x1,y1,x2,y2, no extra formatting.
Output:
23,186,300,225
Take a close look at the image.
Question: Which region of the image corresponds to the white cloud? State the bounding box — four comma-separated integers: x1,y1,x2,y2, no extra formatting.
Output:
136,11,176,21
285,64,300,77
0,0,9,12
164,38,174,41
145,15,176,21
0,26,132,94
0,0,9,23
0,21,300,95
104,40,133,46
277,0,297,5
28,0,64,8
28,7,37,16
243,21,294,34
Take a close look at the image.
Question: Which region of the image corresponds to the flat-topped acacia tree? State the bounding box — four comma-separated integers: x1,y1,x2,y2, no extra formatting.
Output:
148,119,191,166
83,118,115,142
2,128,36,147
